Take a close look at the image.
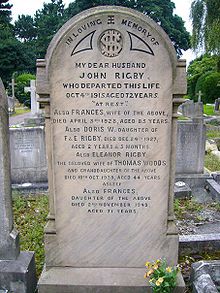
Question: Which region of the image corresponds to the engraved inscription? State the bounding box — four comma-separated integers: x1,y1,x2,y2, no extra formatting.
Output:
52,52,170,215
42,7,183,268
107,15,115,24
99,29,123,57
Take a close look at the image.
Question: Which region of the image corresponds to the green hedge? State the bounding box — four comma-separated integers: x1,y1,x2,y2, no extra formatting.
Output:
195,71,220,104
15,73,36,107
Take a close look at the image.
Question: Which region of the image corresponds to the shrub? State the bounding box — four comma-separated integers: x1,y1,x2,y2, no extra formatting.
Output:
195,71,220,104
187,54,218,101
15,73,36,107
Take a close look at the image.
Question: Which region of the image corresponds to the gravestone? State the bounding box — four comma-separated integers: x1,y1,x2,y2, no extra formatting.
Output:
214,98,220,112
10,127,47,184
24,80,44,126
176,98,206,189
176,119,206,174
37,6,186,292
181,100,203,118
0,78,37,292
8,96,14,113
9,78,16,113
24,80,39,116
196,90,202,103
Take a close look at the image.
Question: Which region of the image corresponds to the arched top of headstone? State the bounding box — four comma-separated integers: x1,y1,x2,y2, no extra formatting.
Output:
45,6,177,74
37,6,186,98
0,78,8,111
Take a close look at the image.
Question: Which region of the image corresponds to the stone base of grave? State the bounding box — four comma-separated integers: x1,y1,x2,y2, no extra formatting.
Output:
23,116,45,126
38,267,185,293
0,251,37,293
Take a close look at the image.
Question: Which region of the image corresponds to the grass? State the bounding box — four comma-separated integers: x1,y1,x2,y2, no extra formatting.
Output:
174,198,204,220
175,196,220,211
207,119,220,126
206,119,220,139
204,104,216,116
208,201,220,212
174,198,220,224
12,192,48,276
206,129,220,139
10,107,30,116
204,152,220,171
178,115,189,120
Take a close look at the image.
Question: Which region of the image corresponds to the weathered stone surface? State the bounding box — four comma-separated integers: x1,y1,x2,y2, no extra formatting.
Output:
211,172,220,184
193,274,218,293
206,179,220,201
8,96,14,113
174,181,192,198
214,98,220,112
176,173,211,189
7,118,206,185
179,234,220,256
191,261,220,293
24,80,42,116
10,127,47,184
176,119,206,174
38,268,185,293
0,78,37,292
0,78,19,260
23,117,45,126
0,252,37,293
181,101,203,118
37,6,186,292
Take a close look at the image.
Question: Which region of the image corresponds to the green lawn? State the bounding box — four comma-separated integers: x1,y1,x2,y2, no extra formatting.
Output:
205,152,220,171
204,104,216,116
206,129,220,139
11,107,30,116
178,115,189,120
12,192,48,276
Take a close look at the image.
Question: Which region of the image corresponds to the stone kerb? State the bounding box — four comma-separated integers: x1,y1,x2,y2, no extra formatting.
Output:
37,6,186,293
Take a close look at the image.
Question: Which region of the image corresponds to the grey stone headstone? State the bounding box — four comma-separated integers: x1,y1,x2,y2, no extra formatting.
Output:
8,78,16,113
182,100,203,118
0,78,19,260
214,98,220,112
24,80,44,126
176,119,206,174
24,80,41,116
0,78,37,292
37,6,186,292
214,99,219,111
195,102,204,118
182,100,193,117
7,96,14,113
10,127,47,184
